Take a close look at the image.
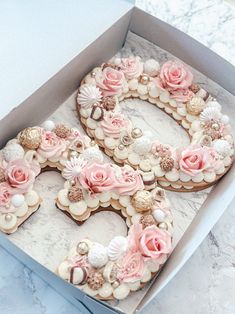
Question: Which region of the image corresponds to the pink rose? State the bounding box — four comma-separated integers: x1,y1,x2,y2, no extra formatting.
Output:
129,224,172,262
79,163,117,194
115,166,144,196
95,67,125,97
178,145,209,176
160,61,193,91
117,250,144,283
119,56,143,80
37,130,67,159
0,182,11,208
101,113,132,139
170,88,194,105
5,159,36,193
151,142,172,158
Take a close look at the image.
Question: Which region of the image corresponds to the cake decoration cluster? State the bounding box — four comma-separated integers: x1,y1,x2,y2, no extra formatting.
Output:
77,56,234,191
0,120,173,301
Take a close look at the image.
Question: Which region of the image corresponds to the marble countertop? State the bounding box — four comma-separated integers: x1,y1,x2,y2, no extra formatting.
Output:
1,1,235,314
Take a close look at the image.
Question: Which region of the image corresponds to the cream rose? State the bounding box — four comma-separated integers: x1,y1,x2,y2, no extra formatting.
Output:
37,130,67,159
117,250,144,283
114,166,144,196
178,145,209,176
5,159,36,193
128,224,172,262
119,56,143,80
160,60,193,91
101,113,132,139
95,67,125,97
79,163,117,194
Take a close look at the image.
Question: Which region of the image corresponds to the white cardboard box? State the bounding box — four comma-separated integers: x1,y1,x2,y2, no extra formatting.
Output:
1,1,235,313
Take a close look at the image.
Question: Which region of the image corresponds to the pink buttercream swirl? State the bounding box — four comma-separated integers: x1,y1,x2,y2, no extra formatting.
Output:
37,130,67,159
178,145,210,176
5,159,36,194
95,67,125,97
117,250,144,283
119,56,143,80
101,113,132,139
114,166,144,196
128,223,172,262
79,163,117,194
160,60,193,92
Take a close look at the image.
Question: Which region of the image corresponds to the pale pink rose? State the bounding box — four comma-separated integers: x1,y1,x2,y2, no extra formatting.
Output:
5,159,36,193
0,182,11,207
115,167,144,196
37,130,67,159
206,147,223,172
170,88,194,105
119,56,143,80
151,142,172,157
128,224,172,261
117,250,144,283
101,113,132,139
95,67,125,97
79,163,117,194
160,61,193,91
178,145,209,176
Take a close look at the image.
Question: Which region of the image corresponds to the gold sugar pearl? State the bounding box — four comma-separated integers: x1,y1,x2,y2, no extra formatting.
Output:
131,128,143,139
158,222,168,230
77,242,89,255
140,74,150,85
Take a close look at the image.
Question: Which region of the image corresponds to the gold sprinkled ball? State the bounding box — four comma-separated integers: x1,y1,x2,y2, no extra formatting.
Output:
54,124,71,139
19,127,42,149
102,97,116,111
140,214,155,228
186,97,205,115
132,190,153,213
87,272,104,290
0,168,5,182
160,156,174,172
68,186,84,202
189,83,200,94
158,222,168,230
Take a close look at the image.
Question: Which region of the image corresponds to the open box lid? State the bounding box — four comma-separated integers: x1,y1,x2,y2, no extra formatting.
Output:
0,0,134,120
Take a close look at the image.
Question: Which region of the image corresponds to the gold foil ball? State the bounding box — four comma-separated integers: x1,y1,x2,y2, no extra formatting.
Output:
131,128,143,139
186,97,205,115
132,190,154,213
19,127,42,149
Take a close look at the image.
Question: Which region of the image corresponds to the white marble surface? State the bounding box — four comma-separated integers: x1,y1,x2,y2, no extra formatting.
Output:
1,1,235,314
